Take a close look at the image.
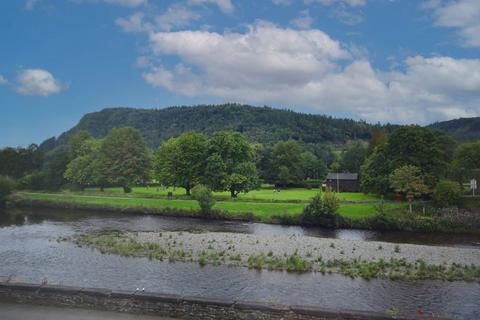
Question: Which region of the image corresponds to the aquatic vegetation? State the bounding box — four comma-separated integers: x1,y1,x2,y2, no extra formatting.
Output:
70,232,480,283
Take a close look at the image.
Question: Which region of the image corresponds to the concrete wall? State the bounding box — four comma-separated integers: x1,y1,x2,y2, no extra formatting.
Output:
0,281,418,320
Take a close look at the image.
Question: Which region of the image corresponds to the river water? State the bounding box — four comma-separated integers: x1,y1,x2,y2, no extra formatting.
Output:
0,207,479,319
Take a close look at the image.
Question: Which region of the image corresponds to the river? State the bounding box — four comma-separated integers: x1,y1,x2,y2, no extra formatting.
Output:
0,207,479,319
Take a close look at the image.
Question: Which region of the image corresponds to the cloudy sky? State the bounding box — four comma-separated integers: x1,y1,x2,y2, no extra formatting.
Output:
1,0,479,146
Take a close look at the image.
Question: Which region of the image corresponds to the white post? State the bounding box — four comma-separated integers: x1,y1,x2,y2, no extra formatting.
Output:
336,173,339,193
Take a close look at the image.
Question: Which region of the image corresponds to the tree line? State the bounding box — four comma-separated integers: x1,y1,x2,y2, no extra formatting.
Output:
2,124,480,204
64,129,343,196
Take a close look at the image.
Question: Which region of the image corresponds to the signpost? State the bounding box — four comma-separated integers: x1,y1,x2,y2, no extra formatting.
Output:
470,179,477,196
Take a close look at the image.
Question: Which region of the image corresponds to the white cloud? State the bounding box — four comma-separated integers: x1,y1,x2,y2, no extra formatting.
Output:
116,5,204,33
16,69,66,96
155,5,201,31
290,10,314,29
24,0,40,10
187,0,234,14
0,75,7,85
428,0,480,47
115,12,151,32
141,23,480,124
305,0,366,25
72,0,147,7
102,0,146,5
272,0,292,6
305,0,367,7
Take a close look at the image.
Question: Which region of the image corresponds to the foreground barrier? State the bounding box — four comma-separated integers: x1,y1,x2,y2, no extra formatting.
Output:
0,281,434,319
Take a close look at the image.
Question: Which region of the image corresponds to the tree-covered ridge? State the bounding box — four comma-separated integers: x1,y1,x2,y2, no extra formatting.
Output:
428,117,480,141
40,104,393,150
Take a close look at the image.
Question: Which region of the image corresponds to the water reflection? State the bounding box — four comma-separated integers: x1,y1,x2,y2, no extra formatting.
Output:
1,207,479,247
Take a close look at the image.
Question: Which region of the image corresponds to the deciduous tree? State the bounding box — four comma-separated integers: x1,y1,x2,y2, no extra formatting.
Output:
100,127,150,193
154,132,208,195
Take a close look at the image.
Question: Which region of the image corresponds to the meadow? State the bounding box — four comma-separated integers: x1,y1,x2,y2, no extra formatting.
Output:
82,186,383,202
16,186,399,223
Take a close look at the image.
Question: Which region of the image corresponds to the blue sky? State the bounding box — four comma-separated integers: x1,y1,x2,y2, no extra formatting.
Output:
0,0,479,147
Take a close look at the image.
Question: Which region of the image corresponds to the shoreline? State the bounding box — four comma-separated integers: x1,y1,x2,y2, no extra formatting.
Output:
11,193,480,235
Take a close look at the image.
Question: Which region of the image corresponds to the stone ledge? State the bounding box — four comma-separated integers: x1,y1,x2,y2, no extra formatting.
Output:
39,284,83,295
0,281,438,320
235,300,290,313
183,295,233,307
135,292,182,304
291,305,406,320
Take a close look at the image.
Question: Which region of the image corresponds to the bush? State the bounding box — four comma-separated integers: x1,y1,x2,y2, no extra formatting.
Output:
433,180,462,208
301,189,340,228
18,171,48,190
192,184,216,215
0,175,16,207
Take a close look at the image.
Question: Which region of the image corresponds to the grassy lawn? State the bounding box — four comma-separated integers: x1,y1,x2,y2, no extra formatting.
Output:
338,203,405,220
16,191,401,222
83,186,382,203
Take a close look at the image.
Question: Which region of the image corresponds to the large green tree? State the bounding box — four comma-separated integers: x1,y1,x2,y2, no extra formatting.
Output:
67,130,92,160
386,126,455,184
360,143,392,194
99,127,150,193
204,131,259,198
0,144,44,179
300,151,326,180
154,131,208,195
64,139,102,190
340,142,367,173
270,140,304,186
451,140,480,186
361,126,454,194
390,165,430,197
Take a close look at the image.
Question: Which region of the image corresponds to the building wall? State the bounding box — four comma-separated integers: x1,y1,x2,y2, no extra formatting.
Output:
326,179,360,192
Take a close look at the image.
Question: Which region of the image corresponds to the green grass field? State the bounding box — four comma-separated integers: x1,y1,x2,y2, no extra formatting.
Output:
17,191,399,222
83,186,382,202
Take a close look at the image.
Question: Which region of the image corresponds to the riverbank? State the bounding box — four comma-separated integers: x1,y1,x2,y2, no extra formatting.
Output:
11,192,480,234
11,191,393,222
69,231,480,282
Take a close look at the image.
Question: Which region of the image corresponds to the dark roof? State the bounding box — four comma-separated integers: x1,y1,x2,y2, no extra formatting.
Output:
326,173,358,180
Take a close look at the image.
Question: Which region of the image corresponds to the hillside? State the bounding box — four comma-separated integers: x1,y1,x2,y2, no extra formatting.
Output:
428,117,480,141
40,104,389,150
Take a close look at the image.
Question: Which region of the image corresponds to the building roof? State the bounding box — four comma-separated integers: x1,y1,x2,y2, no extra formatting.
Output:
326,173,358,180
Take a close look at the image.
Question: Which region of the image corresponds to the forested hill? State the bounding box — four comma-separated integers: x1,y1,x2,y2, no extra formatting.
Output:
428,117,480,141
39,104,391,150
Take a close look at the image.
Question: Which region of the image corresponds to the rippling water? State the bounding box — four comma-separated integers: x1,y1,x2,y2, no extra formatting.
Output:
0,207,479,319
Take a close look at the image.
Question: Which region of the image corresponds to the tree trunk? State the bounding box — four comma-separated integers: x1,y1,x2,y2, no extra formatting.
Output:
186,187,191,196
230,189,237,198
100,186,104,192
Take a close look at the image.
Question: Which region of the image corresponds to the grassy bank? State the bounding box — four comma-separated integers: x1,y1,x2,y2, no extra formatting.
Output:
14,191,398,223
12,192,480,233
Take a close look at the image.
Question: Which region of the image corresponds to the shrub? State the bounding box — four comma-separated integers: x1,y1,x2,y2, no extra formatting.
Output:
0,175,16,207
192,184,216,215
18,171,48,190
433,180,462,208
301,189,340,228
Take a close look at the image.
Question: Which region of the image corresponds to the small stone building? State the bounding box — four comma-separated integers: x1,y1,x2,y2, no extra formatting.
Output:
325,173,360,192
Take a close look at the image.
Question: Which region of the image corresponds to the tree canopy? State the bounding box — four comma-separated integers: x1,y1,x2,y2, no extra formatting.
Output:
154,132,208,195
100,127,150,192
361,126,455,194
